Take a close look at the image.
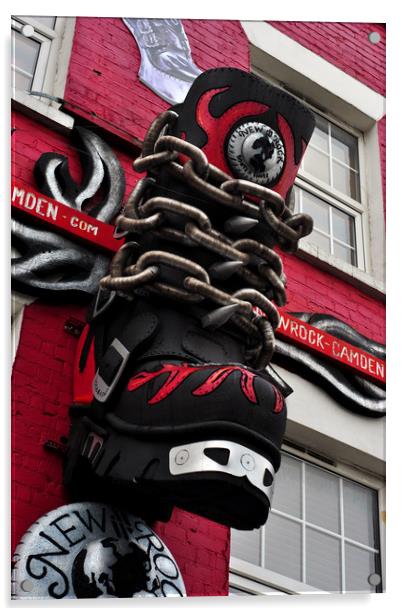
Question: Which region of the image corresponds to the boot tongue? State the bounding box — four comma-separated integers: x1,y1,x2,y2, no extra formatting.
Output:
171,67,316,200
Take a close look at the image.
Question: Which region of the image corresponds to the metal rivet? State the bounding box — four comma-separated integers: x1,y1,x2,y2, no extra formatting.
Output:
241,453,255,471
22,25,35,38
368,572,381,587
20,579,33,592
175,449,189,465
368,31,381,44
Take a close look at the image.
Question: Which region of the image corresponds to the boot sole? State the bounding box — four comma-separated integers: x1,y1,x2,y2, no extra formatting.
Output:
64,413,278,530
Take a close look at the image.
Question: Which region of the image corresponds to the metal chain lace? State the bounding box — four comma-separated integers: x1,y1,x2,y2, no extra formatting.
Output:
100,110,313,369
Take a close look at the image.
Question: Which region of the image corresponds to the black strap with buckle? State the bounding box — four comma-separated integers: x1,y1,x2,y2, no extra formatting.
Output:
91,310,159,422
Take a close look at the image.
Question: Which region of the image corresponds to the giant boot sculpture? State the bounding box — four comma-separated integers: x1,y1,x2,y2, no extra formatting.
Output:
64,68,315,530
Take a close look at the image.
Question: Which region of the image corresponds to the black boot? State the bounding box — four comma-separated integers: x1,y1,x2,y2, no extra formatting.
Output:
64,68,315,530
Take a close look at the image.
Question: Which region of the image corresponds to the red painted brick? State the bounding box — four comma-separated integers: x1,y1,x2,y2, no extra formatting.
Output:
270,21,385,96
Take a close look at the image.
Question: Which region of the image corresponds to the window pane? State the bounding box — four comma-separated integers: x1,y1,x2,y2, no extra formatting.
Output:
27,16,57,29
332,162,361,201
343,480,378,547
345,544,380,592
271,453,302,517
305,463,341,533
13,69,33,92
265,513,302,582
302,191,330,233
332,208,355,245
309,230,331,253
12,29,40,77
331,124,359,169
305,528,341,592
333,242,356,265
310,116,329,153
303,147,330,185
230,528,261,566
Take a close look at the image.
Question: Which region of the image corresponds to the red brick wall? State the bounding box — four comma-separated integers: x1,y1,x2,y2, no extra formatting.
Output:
11,18,385,598
154,511,229,596
12,300,87,553
270,22,385,96
63,18,249,144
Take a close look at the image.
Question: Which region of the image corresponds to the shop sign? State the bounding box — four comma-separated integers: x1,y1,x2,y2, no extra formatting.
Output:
12,502,186,600
276,310,386,385
12,180,124,254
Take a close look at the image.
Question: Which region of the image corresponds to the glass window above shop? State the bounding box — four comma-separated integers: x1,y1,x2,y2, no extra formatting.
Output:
230,451,383,595
294,113,365,269
303,115,361,201
12,16,58,95
11,15,75,123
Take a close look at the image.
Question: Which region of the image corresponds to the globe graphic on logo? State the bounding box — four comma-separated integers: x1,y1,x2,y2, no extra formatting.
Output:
227,121,285,185
71,537,150,598
243,133,278,174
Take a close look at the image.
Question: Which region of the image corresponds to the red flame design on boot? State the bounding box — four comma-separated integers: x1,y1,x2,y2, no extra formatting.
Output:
127,363,260,405
195,88,269,177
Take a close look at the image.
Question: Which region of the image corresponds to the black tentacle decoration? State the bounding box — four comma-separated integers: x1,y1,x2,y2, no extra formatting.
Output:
12,127,125,298
292,312,385,359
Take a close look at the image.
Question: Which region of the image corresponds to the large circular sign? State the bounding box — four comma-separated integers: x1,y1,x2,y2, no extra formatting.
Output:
227,121,285,185
12,502,186,600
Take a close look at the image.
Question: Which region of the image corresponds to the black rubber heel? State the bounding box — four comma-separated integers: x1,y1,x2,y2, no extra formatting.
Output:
64,415,275,530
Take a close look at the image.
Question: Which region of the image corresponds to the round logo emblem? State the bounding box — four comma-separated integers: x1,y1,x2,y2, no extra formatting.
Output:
227,122,285,185
12,502,186,600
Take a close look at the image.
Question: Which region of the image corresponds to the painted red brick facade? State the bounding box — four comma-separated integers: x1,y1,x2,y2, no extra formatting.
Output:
11,18,385,598
270,22,385,96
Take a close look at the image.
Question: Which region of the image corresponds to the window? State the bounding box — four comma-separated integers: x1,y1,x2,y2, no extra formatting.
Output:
11,16,75,129
12,16,57,94
242,21,386,287
294,113,365,268
12,16,61,95
230,451,383,594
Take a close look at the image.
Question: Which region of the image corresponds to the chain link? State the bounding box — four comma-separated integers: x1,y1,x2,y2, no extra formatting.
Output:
102,110,313,368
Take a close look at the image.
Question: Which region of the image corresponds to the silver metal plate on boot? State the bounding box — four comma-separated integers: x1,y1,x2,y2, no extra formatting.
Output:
12,502,186,599
93,338,130,402
169,440,275,503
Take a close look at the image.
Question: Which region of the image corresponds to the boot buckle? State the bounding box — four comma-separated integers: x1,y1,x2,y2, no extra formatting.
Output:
93,339,130,403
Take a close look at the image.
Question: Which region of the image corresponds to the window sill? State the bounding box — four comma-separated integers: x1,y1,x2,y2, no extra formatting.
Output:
12,90,74,133
230,557,328,595
296,240,385,301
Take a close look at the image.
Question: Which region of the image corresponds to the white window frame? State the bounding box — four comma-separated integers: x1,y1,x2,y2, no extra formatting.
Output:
12,17,53,94
241,21,386,296
229,443,385,595
11,15,75,130
294,105,367,271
